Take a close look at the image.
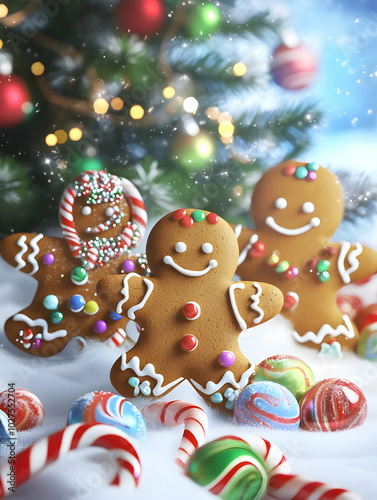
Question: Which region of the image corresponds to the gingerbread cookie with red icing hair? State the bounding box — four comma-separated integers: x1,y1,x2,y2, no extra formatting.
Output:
0,170,148,356
97,209,283,410
233,160,377,353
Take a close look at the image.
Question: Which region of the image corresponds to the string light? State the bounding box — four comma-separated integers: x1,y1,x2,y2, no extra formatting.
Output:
0,39,3,50
218,112,233,123
93,98,109,114
0,4,8,18
110,97,124,111
69,127,83,141
183,97,199,114
130,104,145,120
45,134,58,146
233,62,247,77
162,86,176,99
31,62,45,76
218,120,235,138
206,107,220,120
55,130,68,144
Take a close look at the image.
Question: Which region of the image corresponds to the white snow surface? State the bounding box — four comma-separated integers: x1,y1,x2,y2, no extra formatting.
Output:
1,247,377,499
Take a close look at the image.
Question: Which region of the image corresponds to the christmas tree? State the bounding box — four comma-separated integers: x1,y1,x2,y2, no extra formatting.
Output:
0,0,321,236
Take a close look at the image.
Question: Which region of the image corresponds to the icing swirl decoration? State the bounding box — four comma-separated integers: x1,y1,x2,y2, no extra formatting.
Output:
265,215,321,236
163,255,218,277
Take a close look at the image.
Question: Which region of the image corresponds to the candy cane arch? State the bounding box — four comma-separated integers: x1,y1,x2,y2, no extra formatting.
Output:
0,423,141,498
141,400,208,468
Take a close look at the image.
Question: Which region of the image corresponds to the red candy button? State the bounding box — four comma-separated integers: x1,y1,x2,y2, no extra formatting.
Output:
283,293,297,310
173,209,187,220
283,164,296,176
249,241,265,259
180,335,198,352
182,302,201,321
181,216,194,228
206,213,219,225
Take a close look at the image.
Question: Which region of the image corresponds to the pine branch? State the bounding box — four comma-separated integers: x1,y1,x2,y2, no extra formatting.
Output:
336,170,377,222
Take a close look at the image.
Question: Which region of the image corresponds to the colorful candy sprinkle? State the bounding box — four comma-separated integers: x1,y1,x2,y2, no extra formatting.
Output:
180,334,198,352
218,350,235,368
69,294,85,313
42,253,55,265
122,259,136,273
50,311,63,324
43,294,59,310
84,301,99,315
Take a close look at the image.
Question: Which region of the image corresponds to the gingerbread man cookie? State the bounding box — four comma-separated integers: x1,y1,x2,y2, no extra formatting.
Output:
0,170,148,357
234,161,377,353
97,209,283,410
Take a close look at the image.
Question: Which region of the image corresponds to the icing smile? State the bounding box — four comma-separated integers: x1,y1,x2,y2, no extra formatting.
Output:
163,255,218,277
265,216,320,236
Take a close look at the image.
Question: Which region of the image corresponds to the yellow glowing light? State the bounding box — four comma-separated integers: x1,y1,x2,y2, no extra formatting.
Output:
69,127,83,141
0,39,3,50
218,120,235,138
110,97,124,111
31,62,45,76
130,104,145,120
218,112,233,123
233,62,247,77
233,185,243,197
183,97,199,114
55,130,68,144
93,98,109,115
0,4,8,18
45,134,58,147
162,86,176,99
206,107,220,121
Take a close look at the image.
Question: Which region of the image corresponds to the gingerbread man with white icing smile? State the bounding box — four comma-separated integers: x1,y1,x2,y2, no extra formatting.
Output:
97,209,283,410
234,160,377,353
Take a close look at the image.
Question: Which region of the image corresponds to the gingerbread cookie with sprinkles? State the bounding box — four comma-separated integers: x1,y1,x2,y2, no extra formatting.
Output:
233,160,377,353
0,170,148,356
97,209,283,410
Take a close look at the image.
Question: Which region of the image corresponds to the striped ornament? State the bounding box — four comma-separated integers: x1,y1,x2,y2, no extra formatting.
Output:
0,423,141,499
271,44,318,91
0,389,44,432
141,400,208,468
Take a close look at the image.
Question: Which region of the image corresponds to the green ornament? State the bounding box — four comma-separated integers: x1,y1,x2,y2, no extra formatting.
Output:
188,3,222,39
317,260,330,273
50,311,64,324
188,437,268,500
71,267,88,285
192,210,206,222
319,271,330,282
275,260,290,273
172,131,216,172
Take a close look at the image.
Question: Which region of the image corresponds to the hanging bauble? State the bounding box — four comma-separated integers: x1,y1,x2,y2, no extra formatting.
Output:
116,0,167,37
270,43,318,91
0,75,31,128
187,3,222,39
70,157,104,179
172,130,216,171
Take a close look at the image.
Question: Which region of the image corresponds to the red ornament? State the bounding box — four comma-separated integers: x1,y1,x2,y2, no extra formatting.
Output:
182,302,201,321
271,43,318,91
180,334,198,352
354,304,377,333
0,75,31,129
248,241,265,259
116,0,167,37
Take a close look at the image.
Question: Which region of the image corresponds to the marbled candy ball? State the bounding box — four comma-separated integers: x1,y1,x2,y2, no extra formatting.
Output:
300,378,367,432
254,354,315,401
234,381,300,430
188,436,268,500
0,389,45,431
357,322,377,360
68,391,146,439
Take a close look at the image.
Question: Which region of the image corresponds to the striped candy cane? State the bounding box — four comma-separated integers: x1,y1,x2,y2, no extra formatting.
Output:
0,423,141,498
141,400,208,468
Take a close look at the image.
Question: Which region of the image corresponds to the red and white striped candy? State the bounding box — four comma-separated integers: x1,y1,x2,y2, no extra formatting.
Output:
0,389,44,431
141,400,208,468
0,423,141,498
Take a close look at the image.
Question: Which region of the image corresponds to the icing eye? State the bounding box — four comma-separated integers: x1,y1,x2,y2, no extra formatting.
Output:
81,206,92,216
105,207,115,217
175,242,187,253
275,198,287,210
302,202,315,214
202,243,213,254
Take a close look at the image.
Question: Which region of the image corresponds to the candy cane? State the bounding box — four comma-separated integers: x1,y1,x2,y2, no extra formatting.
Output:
0,423,141,498
141,400,208,468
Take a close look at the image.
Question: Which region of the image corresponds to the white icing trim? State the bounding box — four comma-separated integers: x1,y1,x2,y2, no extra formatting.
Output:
234,224,243,240
265,216,320,236
237,233,259,265
229,283,247,330
27,234,43,275
285,291,299,311
163,255,217,277
127,278,154,320
15,235,28,270
251,282,264,324
120,355,184,396
13,313,68,341
337,241,363,284
190,364,255,395
292,315,355,345
116,272,141,314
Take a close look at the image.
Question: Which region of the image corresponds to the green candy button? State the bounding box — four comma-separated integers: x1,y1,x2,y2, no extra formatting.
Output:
317,260,330,273
50,311,63,324
319,271,330,282
71,266,88,285
192,210,206,222
275,260,290,273
307,162,319,171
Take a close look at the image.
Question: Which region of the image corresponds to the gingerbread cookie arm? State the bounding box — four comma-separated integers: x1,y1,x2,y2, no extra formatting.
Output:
97,273,154,319
334,242,377,285
0,233,66,280
229,281,283,330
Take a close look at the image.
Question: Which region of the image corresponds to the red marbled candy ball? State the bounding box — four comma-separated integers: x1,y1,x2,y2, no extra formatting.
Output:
0,389,45,431
336,295,363,321
300,378,367,432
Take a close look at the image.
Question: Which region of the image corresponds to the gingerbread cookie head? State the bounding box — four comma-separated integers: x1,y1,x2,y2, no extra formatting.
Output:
251,161,344,241
60,170,147,269
146,209,239,281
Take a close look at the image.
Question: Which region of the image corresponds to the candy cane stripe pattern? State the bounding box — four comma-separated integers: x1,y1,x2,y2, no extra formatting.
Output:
0,423,141,498
141,400,208,468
